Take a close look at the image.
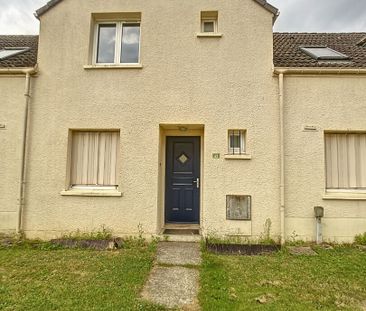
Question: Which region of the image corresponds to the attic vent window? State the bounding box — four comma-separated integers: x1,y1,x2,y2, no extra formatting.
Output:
300,46,349,60
200,11,219,33
0,47,30,60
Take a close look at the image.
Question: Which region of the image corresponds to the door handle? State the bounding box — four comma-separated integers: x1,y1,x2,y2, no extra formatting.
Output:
192,178,200,189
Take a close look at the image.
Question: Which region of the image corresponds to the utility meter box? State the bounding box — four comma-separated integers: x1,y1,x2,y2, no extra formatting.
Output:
314,206,324,218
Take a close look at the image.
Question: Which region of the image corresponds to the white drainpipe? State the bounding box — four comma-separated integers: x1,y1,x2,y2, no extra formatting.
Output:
278,73,285,245
0,67,37,234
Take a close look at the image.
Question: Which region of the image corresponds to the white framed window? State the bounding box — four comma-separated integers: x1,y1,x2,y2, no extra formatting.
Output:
228,130,246,155
69,131,120,189
93,21,141,65
201,11,218,33
325,133,366,190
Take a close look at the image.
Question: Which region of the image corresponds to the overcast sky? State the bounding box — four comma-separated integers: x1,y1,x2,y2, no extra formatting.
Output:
0,0,365,35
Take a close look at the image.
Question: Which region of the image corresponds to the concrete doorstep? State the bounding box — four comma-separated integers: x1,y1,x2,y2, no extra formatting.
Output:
142,242,201,310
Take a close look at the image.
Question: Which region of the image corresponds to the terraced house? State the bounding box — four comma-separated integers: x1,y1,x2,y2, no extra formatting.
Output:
1,0,365,243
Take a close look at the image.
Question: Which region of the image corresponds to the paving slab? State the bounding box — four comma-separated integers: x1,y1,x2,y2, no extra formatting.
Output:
157,242,201,266
142,266,200,309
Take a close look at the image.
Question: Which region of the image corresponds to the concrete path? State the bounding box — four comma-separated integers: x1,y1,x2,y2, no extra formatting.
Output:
142,242,201,310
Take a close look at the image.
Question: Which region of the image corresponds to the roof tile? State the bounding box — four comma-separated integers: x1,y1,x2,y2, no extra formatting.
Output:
0,35,38,68
274,33,366,68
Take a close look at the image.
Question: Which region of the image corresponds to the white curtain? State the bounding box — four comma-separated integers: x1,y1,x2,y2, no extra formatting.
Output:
71,131,119,186
325,133,366,189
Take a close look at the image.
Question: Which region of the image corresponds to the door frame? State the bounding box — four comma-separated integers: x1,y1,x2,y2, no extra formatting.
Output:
158,125,204,231
165,136,201,224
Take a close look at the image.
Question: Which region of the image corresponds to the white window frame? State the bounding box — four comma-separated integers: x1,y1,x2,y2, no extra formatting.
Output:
93,21,141,65
201,19,217,33
228,130,246,154
68,130,120,190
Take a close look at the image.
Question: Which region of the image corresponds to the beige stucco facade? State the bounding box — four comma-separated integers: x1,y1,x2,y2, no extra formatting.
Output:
0,76,29,233
1,0,365,243
283,75,366,242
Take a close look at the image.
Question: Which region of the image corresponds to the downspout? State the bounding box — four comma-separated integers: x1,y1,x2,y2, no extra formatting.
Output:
278,73,285,245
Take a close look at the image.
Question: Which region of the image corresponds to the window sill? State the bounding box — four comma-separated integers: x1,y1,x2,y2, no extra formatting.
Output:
323,191,366,200
196,32,223,38
224,154,252,160
61,189,123,197
84,64,143,70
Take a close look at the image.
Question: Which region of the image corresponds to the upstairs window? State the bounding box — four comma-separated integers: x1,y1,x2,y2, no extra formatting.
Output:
228,130,246,155
325,133,366,190
94,20,140,64
300,46,349,60
201,11,218,33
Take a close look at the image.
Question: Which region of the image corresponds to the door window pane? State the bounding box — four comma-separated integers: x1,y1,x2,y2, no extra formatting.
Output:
97,24,116,63
121,24,140,63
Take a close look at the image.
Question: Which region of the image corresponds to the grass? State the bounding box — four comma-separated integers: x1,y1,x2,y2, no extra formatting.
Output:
2,239,366,311
199,245,366,310
60,225,113,241
355,232,366,245
0,242,166,311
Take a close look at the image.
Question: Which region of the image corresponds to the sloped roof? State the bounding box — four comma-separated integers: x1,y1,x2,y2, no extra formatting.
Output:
35,0,279,20
0,36,38,68
2,33,365,69
274,32,366,68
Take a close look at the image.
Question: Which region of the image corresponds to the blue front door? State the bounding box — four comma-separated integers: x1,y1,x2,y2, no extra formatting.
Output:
165,136,200,224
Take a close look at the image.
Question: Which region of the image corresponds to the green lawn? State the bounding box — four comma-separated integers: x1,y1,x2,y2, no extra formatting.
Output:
199,246,366,310
0,242,165,311
2,242,366,311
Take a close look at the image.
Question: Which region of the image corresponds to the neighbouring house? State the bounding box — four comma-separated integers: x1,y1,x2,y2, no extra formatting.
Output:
0,0,365,243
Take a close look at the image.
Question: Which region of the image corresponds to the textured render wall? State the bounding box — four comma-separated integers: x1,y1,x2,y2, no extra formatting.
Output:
0,76,26,233
284,75,366,242
25,0,279,239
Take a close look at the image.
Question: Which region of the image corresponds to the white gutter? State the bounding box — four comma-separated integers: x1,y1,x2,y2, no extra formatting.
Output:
0,68,37,75
0,66,38,234
274,67,366,75
278,73,285,245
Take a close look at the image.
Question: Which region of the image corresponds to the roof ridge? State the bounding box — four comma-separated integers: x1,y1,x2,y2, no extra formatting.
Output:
35,0,280,22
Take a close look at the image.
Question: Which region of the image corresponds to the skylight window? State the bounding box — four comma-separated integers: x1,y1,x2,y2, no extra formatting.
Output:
357,36,366,47
0,47,30,61
300,46,349,60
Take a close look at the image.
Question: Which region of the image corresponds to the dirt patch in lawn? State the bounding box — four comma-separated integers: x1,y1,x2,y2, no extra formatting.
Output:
206,243,280,255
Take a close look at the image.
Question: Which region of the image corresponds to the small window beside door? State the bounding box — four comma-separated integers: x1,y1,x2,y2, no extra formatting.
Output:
228,130,246,155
